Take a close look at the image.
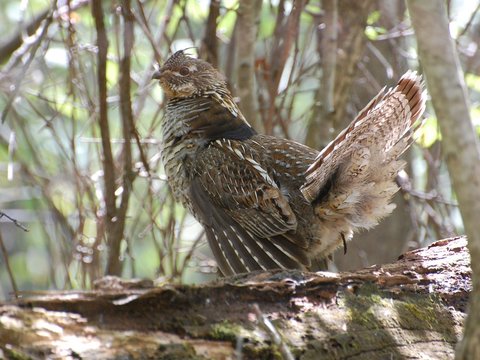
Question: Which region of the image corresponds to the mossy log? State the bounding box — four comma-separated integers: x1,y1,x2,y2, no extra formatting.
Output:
0,236,470,359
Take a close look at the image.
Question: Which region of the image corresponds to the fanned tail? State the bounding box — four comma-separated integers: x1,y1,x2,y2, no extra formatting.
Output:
300,71,427,255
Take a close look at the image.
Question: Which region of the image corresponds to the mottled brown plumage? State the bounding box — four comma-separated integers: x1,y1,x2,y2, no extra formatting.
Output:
153,50,427,276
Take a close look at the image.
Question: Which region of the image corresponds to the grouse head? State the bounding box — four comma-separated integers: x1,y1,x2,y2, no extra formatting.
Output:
153,50,227,99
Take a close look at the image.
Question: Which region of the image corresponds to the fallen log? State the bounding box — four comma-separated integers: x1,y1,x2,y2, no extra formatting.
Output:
0,236,470,359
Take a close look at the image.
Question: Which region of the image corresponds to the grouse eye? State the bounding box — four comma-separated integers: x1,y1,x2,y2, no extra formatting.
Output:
179,67,190,76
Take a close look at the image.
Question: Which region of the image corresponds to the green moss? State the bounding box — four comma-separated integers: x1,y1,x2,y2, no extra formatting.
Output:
209,321,288,359
154,343,205,360
344,292,387,329
209,321,243,342
2,346,33,360
395,298,441,330
342,285,453,337
243,342,283,360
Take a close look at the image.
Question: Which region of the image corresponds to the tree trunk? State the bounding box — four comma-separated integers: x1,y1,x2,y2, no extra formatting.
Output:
0,237,469,359
407,2,480,359
235,0,263,131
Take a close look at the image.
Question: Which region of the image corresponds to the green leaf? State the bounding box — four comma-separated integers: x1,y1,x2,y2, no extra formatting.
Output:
470,105,480,135
465,73,480,93
367,11,381,25
365,26,386,41
416,116,441,148
106,59,119,85
217,8,237,37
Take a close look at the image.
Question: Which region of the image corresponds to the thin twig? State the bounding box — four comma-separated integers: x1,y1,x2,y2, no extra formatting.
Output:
252,304,294,360
1,3,55,123
366,41,394,79
0,0,90,63
0,211,29,232
265,0,305,134
456,2,480,41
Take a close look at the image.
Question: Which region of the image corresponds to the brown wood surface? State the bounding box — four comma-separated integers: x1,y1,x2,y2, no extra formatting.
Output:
0,236,469,359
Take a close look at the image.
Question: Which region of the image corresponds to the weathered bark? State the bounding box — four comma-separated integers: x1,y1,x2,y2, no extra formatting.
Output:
407,2,480,359
0,237,469,359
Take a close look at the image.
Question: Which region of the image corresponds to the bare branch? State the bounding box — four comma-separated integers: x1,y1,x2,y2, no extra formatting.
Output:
320,0,338,115
235,0,263,131
91,0,119,275
0,8,49,64
1,5,55,123
104,0,136,276
456,1,480,42
0,231,19,299
0,0,90,64
306,0,375,148
202,0,220,66
265,0,305,134
0,211,28,232
305,0,338,148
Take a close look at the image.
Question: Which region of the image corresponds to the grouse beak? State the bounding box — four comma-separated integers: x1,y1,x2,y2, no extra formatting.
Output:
152,68,163,80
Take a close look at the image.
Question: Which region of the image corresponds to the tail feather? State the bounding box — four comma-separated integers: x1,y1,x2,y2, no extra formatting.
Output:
300,71,426,246
301,71,426,202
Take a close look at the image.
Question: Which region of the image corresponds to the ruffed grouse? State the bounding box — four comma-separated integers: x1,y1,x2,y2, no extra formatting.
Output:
153,50,426,276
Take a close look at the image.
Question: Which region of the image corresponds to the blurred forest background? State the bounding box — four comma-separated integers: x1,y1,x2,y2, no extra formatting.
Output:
0,0,479,298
